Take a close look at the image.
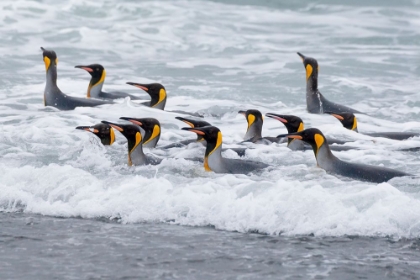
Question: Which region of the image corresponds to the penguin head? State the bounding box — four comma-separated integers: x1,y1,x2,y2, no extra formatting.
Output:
265,113,304,133
120,117,161,147
41,47,58,71
297,52,319,81
75,123,115,146
284,128,327,157
102,121,143,165
175,116,211,142
126,82,167,109
238,109,264,140
75,64,106,98
326,112,358,132
182,126,222,157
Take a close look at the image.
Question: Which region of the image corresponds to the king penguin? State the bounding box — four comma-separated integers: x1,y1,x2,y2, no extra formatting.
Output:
75,123,115,146
119,117,161,148
101,121,162,166
284,128,411,183
41,47,112,110
75,64,143,100
298,52,362,114
327,112,420,140
238,109,282,144
182,126,269,174
126,82,167,110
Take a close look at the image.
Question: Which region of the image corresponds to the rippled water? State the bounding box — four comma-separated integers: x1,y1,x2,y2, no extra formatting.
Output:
1,0,420,278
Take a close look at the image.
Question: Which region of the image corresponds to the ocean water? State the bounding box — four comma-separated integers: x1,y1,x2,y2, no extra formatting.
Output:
1,0,420,279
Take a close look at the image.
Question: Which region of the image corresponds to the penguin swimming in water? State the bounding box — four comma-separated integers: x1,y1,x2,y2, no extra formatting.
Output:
41,47,112,110
101,121,162,166
126,82,167,110
162,116,211,148
298,52,362,114
182,126,269,174
119,117,161,148
327,112,420,140
283,128,412,183
75,123,115,146
75,64,143,100
265,113,353,150
238,109,282,144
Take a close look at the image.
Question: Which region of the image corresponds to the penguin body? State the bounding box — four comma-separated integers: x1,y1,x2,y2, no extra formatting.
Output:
41,47,112,110
298,52,361,114
182,126,268,174
75,64,143,100
285,128,411,183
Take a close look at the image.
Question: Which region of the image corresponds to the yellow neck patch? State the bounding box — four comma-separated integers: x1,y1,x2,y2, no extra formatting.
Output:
314,133,324,156
109,128,115,145
352,116,358,131
247,114,256,130
306,64,313,80
130,132,142,153
297,122,304,132
152,89,166,107
88,69,106,98
43,57,51,71
143,125,160,145
203,131,222,172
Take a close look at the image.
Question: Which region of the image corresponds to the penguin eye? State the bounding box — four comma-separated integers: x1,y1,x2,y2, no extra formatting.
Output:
96,68,99,71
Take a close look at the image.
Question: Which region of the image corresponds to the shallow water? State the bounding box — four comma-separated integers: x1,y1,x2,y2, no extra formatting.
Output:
1,0,420,278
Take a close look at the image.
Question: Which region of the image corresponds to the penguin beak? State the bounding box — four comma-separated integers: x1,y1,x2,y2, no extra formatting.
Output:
75,65,93,72
182,127,206,136
297,52,306,62
325,111,345,121
127,82,148,92
101,121,124,132
238,110,246,116
75,126,98,133
120,117,143,126
277,131,303,140
265,113,288,123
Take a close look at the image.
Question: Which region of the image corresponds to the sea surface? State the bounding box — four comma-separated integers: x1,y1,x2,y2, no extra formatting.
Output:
1,0,420,279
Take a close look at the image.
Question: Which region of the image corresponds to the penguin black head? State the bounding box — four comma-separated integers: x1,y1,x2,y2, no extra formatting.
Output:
297,52,319,82
120,117,161,147
265,113,304,134
75,123,115,146
75,64,106,98
41,47,58,71
238,109,263,129
102,121,143,154
182,126,222,157
326,112,358,132
75,64,104,79
176,116,211,142
284,128,327,157
126,82,167,109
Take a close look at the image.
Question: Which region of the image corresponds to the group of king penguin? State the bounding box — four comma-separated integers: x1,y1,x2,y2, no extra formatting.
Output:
41,47,418,183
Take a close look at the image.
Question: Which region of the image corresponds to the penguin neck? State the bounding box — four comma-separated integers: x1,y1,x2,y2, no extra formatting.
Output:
45,66,60,93
306,74,318,92
150,89,167,110
142,125,160,148
244,121,263,142
314,143,338,170
128,143,147,166
204,134,223,172
88,71,106,98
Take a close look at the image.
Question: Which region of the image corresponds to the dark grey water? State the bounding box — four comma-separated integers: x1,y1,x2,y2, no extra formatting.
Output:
1,213,420,279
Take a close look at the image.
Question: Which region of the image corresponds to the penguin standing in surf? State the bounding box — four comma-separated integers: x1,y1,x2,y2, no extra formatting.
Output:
298,52,362,114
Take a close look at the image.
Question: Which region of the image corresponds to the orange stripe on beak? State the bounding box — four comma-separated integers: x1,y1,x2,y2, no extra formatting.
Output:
331,114,344,121
189,129,205,135
128,120,143,126
133,85,148,91
109,124,124,132
287,135,303,140
81,67,93,72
